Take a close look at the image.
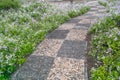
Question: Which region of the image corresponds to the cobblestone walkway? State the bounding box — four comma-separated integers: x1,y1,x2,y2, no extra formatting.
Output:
12,1,106,80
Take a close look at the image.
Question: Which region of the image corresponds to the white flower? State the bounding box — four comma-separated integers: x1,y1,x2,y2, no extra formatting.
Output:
117,31,120,35
114,37,118,41
109,34,113,38
106,48,112,53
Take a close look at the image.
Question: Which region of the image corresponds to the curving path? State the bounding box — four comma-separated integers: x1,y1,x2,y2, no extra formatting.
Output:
12,1,106,80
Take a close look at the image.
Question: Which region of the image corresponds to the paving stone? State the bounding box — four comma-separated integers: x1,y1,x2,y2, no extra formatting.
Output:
12,55,54,80
90,8,98,11
86,11,96,15
33,39,64,57
73,25,89,30
73,23,91,30
57,40,86,59
47,57,85,80
76,15,88,19
98,9,106,13
47,30,69,39
58,23,75,30
66,29,87,41
67,19,81,23
91,8,99,10
78,19,90,24
76,23,90,27
89,5,98,7
92,13,99,16
86,2,99,8
96,13,103,16
97,6,105,9
90,9,98,12
86,15,98,19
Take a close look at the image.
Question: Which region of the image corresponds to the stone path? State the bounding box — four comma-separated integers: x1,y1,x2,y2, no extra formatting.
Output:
11,1,106,80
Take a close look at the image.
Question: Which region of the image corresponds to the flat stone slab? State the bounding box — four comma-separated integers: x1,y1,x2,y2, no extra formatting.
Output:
86,15,98,19
90,8,99,11
67,19,81,23
73,25,89,30
74,15,88,20
76,23,90,27
57,40,86,59
97,6,105,9
12,55,54,80
46,30,69,39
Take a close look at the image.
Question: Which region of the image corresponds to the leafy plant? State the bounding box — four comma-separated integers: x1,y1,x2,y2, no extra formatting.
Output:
98,1,107,7
89,14,120,80
0,0,21,10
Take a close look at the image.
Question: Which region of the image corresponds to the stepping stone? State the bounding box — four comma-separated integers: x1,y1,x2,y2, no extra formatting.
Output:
98,9,106,13
73,25,89,30
67,19,81,23
57,40,86,59
73,23,90,30
12,56,54,80
86,15,98,19
85,11,97,15
76,23,90,27
47,30,69,39
91,8,99,10
74,15,88,20
97,6,105,9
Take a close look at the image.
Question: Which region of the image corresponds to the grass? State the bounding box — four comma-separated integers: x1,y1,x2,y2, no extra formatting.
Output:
89,14,120,80
98,0,119,13
0,2,90,80
98,0,107,7
0,0,21,10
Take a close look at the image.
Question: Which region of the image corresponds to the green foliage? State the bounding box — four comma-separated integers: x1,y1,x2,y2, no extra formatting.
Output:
68,6,90,18
0,0,21,10
89,14,120,80
0,2,90,79
98,0,119,14
98,1,107,7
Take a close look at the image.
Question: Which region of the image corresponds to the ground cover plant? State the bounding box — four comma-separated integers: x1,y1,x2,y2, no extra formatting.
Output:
0,1,90,80
98,0,120,13
89,14,120,80
0,0,21,10
98,0,107,7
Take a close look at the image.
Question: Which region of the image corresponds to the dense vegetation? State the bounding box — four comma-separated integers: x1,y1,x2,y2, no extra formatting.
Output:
0,0,21,10
98,0,107,7
98,0,120,13
89,14,120,80
0,1,90,79
89,0,120,79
